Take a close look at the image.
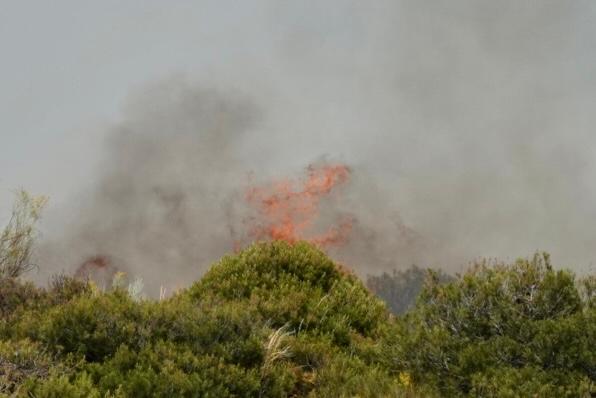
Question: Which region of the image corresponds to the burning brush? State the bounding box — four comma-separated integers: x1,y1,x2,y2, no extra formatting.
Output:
242,163,354,249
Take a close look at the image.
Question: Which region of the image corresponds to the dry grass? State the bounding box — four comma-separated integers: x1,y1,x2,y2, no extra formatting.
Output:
0,191,47,278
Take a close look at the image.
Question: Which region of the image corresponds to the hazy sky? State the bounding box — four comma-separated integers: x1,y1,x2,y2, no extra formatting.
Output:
1,1,276,212
2,1,596,279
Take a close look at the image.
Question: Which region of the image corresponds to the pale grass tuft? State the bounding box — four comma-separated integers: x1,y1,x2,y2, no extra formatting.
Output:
260,323,293,396
111,271,127,289
0,190,48,278
127,277,145,301
159,285,167,301
263,324,293,369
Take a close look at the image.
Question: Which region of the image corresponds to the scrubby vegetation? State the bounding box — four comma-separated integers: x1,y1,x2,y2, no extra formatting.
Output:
0,195,594,396
1,243,594,397
0,191,47,279
385,254,596,397
0,242,405,397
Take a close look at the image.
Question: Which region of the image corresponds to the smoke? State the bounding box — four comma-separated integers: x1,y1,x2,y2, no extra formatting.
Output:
31,1,596,290
37,81,263,290
36,78,442,292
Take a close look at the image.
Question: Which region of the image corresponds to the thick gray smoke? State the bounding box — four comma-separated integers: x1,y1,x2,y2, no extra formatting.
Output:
37,79,430,291
32,1,596,290
37,81,262,290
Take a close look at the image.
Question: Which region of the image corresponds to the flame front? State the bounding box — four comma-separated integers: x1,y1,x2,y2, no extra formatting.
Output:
244,164,353,248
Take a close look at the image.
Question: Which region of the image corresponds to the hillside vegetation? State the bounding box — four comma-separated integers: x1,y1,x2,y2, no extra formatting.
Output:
0,195,594,396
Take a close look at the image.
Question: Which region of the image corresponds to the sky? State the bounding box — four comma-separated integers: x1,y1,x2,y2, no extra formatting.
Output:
0,1,274,209
2,1,596,286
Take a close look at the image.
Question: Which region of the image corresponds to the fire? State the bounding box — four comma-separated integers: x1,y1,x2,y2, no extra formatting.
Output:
74,255,118,285
243,164,353,248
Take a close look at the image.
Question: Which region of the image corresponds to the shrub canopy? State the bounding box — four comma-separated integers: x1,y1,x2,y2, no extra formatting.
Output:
1,242,405,397
0,243,594,397
385,253,595,396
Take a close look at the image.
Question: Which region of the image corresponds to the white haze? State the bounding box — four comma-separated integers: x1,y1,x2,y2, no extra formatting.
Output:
1,1,596,291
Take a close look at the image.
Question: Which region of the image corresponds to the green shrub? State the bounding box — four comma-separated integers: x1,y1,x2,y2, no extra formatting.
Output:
83,342,261,398
2,241,594,396
0,339,55,395
387,253,596,396
17,372,104,398
34,291,147,361
0,277,48,319
188,241,389,341
1,242,406,396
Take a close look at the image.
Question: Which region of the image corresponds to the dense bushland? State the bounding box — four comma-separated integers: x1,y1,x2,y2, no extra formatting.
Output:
0,195,594,396
0,242,413,397
385,253,596,397
1,242,594,397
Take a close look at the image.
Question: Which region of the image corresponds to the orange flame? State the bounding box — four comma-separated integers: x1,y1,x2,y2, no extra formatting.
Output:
243,164,353,248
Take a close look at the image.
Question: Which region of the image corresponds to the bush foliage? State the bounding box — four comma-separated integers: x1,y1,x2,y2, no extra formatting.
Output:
384,253,596,396
1,242,405,397
0,236,594,396
0,191,47,279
